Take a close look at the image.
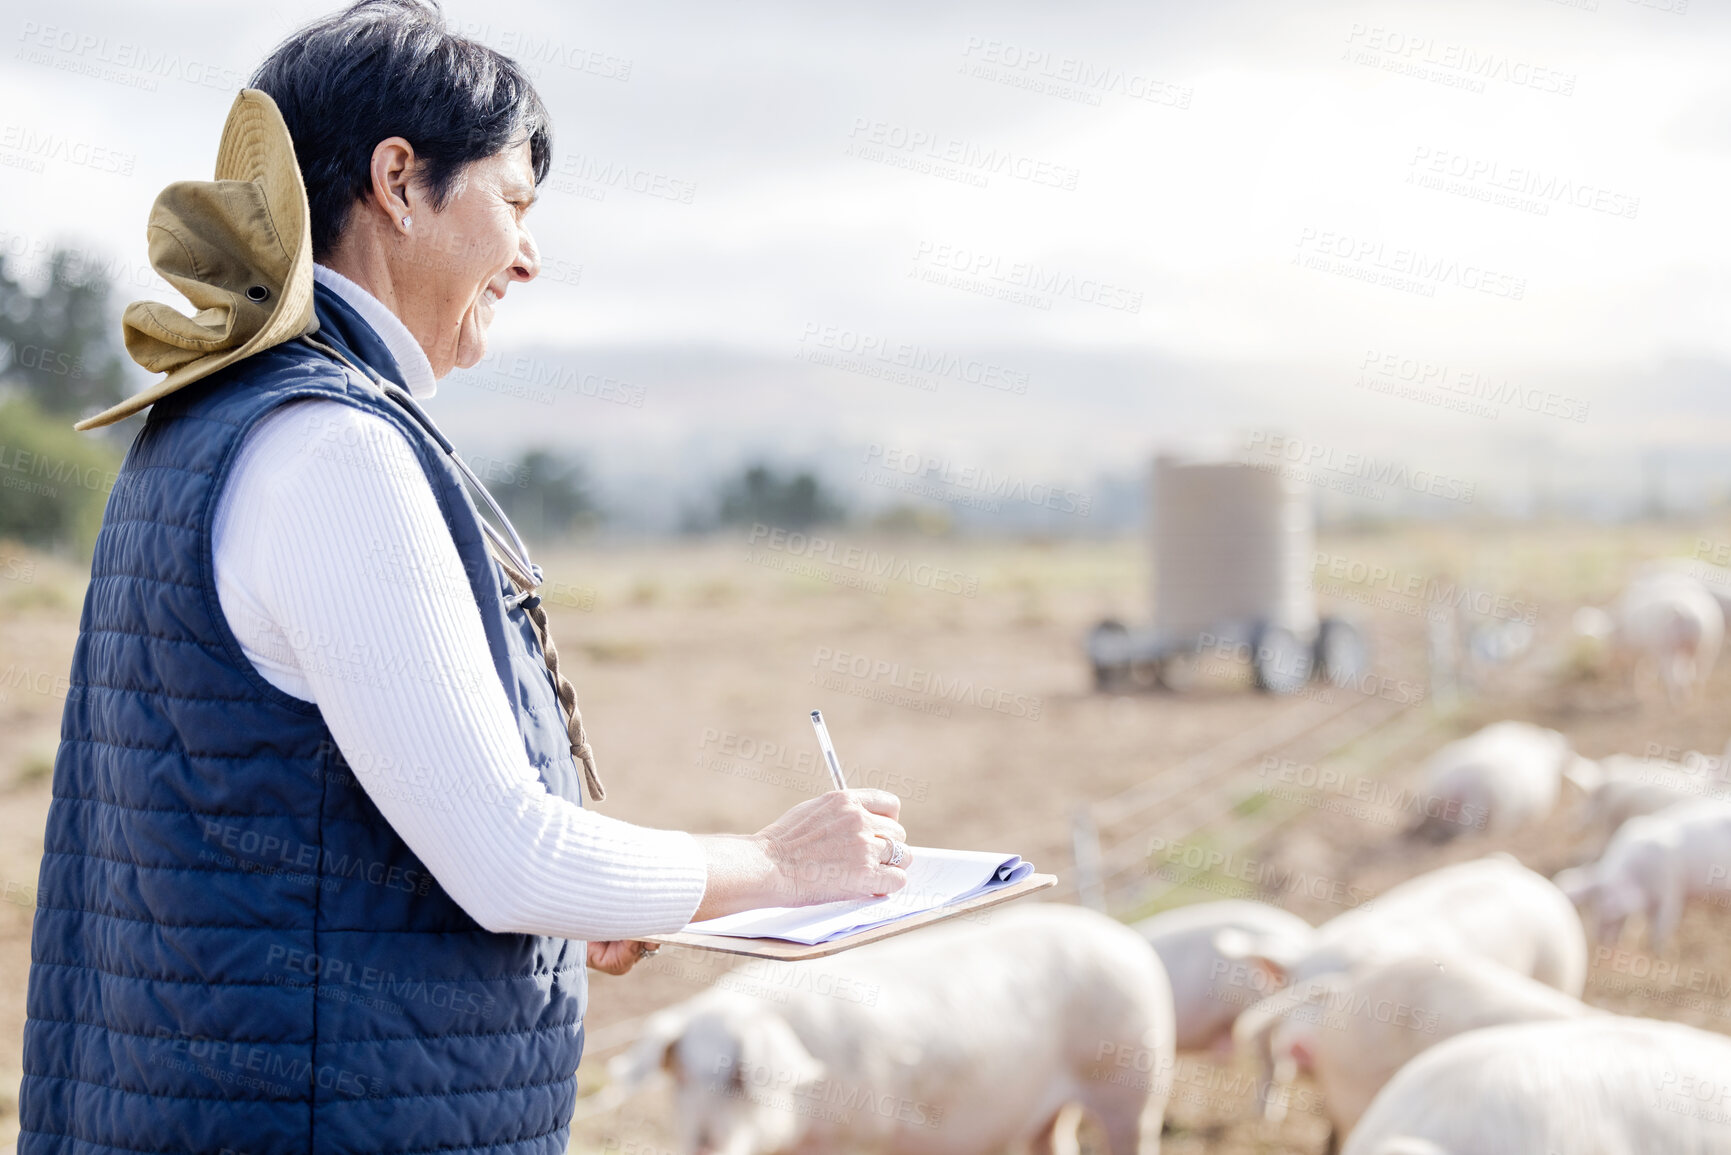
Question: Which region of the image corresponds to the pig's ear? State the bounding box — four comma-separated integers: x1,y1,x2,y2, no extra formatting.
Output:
1213,927,1299,987
740,1013,826,1098
608,1009,688,1094
1552,866,1598,906
1562,756,1603,794
1573,606,1614,640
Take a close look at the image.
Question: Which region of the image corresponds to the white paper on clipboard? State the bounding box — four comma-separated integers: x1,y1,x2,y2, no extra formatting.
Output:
682,846,1034,946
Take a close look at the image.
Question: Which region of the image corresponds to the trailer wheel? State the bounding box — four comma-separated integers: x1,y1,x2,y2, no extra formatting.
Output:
1087,619,1131,691
1314,617,1369,687
1251,623,1311,694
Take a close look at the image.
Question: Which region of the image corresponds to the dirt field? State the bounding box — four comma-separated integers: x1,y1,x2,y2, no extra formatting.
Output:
4,520,1731,1153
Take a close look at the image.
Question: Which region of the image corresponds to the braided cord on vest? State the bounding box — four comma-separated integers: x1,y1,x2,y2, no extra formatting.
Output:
295,334,606,804
488,541,607,803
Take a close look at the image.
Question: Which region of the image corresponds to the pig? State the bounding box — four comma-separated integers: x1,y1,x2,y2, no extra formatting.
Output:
1635,556,1731,621
1577,573,1724,705
1131,900,1314,1055
1215,855,1588,1119
1341,1016,1731,1155
1408,721,1583,842
1234,953,1595,1143
1554,798,1731,951
1563,749,1731,837
1215,854,1588,996
609,904,1175,1155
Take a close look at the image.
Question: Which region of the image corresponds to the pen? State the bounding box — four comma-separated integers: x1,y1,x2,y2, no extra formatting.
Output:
809,710,848,791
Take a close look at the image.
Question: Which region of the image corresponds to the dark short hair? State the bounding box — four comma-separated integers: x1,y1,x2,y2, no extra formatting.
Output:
250,0,552,258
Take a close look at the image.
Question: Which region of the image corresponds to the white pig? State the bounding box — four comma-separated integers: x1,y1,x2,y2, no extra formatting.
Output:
1216,854,1587,1116
1341,1016,1731,1155
1234,953,1595,1139
1215,854,1588,996
1132,900,1314,1055
610,904,1175,1155
1408,721,1581,842
1564,750,1731,837
1554,798,1731,951
1579,574,1724,705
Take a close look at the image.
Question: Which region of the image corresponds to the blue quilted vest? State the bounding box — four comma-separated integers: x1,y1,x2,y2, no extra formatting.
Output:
20,284,589,1154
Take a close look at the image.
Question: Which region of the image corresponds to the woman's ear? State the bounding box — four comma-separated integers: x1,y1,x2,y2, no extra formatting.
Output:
367,136,419,232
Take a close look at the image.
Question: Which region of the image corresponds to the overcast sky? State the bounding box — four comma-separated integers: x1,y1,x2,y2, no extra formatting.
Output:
4,0,1729,518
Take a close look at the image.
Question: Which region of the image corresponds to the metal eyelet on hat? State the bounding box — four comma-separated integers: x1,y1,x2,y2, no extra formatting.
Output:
246,285,271,302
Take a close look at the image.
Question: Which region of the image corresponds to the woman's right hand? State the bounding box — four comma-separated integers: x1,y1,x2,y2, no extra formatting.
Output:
691,789,909,921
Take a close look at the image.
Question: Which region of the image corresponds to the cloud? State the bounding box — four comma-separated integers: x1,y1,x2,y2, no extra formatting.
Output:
5,0,1730,512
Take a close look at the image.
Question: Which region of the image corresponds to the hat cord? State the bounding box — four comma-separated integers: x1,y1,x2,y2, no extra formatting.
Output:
297,333,608,803
485,539,608,804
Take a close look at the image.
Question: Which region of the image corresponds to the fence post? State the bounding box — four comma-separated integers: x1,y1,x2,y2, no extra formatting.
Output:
1071,805,1107,913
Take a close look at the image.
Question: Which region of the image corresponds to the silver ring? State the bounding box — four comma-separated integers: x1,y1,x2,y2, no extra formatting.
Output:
636,942,659,960
882,838,906,868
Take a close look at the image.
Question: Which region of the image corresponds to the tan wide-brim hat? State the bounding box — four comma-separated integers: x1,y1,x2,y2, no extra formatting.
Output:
76,89,316,430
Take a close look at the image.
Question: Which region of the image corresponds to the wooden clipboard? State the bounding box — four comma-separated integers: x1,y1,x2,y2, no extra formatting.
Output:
641,873,1057,961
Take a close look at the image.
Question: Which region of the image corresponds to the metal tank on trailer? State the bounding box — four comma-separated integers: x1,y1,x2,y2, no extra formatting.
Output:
1086,453,1366,693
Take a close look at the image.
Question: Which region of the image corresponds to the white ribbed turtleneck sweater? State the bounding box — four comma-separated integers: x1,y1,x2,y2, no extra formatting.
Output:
210,264,707,941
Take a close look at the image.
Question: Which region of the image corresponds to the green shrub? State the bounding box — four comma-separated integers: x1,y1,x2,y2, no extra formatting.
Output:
0,397,121,549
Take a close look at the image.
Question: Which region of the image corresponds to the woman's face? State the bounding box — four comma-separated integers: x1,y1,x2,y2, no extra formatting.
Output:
400,140,540,376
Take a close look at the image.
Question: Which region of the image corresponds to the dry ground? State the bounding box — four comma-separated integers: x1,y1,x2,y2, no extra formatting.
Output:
3,519,1731,1153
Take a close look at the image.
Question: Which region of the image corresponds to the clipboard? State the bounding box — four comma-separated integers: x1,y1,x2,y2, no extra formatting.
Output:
641,873,1057,960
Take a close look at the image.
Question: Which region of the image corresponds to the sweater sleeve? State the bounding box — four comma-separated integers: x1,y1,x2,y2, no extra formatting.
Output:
212,398,707,941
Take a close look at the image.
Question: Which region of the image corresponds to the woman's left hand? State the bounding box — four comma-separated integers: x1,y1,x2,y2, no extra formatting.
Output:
587,939,659,975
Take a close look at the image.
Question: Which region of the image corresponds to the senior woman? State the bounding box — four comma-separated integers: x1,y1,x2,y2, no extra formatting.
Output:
18,2,908,1152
